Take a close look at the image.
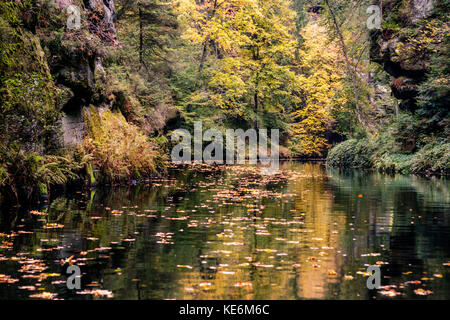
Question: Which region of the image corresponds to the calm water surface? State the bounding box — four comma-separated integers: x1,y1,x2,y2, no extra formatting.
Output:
0,162,449,300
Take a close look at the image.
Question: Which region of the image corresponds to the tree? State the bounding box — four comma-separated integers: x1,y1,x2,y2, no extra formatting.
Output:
177,0,299,132
322,0,374,128
290,20,344,157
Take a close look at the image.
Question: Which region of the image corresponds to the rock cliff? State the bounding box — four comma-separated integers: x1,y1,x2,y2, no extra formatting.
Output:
370,0,446,112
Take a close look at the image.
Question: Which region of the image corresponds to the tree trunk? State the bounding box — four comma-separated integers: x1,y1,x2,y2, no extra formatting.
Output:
254,91,259,130
198,0,218,77
139,6,143,65
254,46,260,130
324,0,363,126
198,34,210,76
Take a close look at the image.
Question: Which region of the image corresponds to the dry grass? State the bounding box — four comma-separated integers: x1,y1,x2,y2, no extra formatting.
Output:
81,107,162,182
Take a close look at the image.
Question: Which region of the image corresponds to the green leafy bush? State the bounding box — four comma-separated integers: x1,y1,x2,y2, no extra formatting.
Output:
328,138,450,175
0,147,84,202
326,139,375,168
373,153,415,174
410,142,450,175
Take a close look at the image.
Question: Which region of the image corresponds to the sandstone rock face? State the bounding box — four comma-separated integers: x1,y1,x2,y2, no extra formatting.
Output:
370,0,436,111
144,104,179,136
411,0,434,23
61,108,86,146
57,0,117,146
51,0,73,9
84,0,117,39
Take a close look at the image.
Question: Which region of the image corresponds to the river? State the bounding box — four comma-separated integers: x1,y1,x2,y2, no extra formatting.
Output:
0,162,449,299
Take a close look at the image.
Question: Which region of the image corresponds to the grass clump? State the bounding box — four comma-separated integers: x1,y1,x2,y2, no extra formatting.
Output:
81,107,166,183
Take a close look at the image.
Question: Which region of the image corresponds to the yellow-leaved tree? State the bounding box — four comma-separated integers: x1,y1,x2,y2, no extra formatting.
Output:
290,20,345,157
175,0,299,130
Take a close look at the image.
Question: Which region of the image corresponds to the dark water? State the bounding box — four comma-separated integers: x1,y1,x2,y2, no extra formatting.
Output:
0,162,449,300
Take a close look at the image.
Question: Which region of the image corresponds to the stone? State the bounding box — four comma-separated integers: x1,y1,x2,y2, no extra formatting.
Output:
370,0,436,111
61,107,87,146
411,0,434,23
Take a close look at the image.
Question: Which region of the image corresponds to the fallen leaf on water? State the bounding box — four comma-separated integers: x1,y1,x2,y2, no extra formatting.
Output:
29,292,57,299
177,265,193,269
414,288,433,296
77,289,114,298
0,274,19,283
18,286,36,291
86,282,101,287
234,282,252,288
60,255,75,266
219,271,235,275
30,210,47,216
43,223,64,229
199,282,211,287
379,289,401,297
404,280,421,285
253,262,274,268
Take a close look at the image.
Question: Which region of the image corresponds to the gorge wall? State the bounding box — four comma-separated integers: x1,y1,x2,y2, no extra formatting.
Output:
370,0,447,113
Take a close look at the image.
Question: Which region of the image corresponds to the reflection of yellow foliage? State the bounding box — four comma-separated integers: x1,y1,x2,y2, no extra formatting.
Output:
288,163,344,298
175,163,347,300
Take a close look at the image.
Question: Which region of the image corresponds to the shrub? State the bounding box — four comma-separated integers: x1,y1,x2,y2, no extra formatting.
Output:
372,113,420,155
373,153,415,174
410,142,450,175
326,139,375,168
327,138,450,176
0,148,82,202
81,107,165,182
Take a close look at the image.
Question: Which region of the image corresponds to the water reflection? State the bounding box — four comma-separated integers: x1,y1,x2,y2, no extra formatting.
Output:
0,162,449,300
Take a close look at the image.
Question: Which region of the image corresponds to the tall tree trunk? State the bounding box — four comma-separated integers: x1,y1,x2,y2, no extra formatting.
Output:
198,0,218,77
380,0,383,19
254,91,259,130
324,0,363,126
254,46,260,130
139,5,143,65
198,34,210,76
